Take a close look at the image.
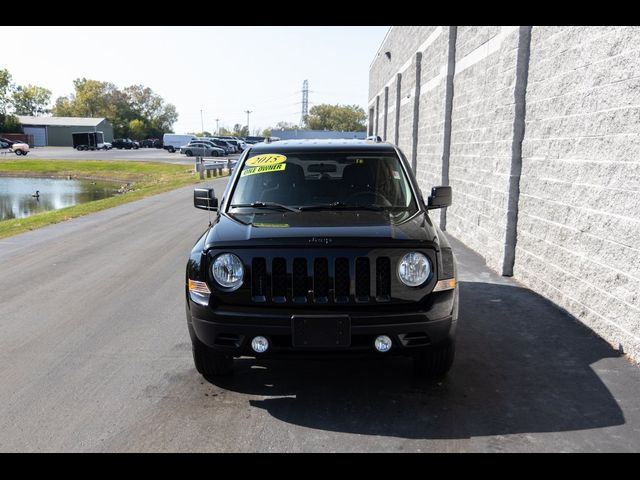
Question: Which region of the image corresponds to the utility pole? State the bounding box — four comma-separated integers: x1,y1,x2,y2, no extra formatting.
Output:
200,109,204,133
301,79,309,126
244,110,253,135
215,118,220,135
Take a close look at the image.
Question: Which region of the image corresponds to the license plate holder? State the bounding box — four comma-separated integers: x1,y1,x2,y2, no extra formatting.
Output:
291,315,351,348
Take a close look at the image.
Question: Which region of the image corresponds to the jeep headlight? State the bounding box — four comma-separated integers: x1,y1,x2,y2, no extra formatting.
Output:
398,252,431,287
212,253,244,290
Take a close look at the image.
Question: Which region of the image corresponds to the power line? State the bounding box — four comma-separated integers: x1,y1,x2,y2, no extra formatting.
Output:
301,80,309,126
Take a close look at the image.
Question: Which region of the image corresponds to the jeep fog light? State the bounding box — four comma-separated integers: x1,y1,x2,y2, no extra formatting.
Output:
212,253,244,290
251,336,270,353
374,335,392,352
398,252,431,287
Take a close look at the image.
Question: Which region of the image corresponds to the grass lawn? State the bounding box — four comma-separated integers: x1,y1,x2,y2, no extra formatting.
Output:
0,159,221,239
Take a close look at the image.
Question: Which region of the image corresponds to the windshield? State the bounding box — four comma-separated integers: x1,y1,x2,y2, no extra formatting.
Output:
229,151,418,213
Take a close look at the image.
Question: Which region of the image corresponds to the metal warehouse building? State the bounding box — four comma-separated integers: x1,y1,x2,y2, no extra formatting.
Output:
271,129,367,140
17,116,114,147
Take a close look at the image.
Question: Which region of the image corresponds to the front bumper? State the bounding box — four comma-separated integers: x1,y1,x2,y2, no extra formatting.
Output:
187,297,457,357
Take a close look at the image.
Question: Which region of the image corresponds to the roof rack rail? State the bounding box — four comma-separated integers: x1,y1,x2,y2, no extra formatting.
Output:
366,135,383,142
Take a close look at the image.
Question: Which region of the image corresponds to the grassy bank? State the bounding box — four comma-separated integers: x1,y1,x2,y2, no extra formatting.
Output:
0,159,219,239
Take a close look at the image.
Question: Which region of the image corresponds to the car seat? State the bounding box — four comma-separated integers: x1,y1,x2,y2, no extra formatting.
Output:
258,163,306,205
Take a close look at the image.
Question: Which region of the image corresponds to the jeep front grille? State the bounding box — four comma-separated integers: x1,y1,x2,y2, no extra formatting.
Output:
250,255,392,304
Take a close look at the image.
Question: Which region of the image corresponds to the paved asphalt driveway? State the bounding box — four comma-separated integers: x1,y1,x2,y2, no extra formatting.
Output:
0,179,639,452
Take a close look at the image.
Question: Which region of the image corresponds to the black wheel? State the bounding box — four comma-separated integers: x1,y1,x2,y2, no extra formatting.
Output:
412,339,455,378
168,146,175,153
185,150,193,157
192,339,233,377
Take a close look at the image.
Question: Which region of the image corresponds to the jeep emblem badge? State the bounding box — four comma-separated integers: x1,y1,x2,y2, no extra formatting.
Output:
308,237,333,245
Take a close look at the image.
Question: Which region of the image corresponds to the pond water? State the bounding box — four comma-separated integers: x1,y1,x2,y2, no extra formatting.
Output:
0,177,120,221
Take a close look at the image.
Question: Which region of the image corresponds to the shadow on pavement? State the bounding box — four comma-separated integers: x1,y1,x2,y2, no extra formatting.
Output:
206,280,625,439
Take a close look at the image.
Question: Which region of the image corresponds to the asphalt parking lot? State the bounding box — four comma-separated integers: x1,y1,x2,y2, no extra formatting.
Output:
16,146,239,165
1,180,639,452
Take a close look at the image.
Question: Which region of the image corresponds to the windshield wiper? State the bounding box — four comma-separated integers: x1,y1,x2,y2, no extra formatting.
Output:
230,202,301,213
298,202,385,212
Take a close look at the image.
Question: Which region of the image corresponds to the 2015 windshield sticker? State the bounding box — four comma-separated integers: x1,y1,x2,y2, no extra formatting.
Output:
245,154,287,167
241,163,287,177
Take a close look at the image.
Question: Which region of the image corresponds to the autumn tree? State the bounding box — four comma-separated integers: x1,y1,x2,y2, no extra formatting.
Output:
12,85,52,116
303,104,366,131
52,78,178,138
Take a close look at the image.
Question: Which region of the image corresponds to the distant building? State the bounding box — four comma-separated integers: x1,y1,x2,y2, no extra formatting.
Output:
271,129,366,140
17,116,114,147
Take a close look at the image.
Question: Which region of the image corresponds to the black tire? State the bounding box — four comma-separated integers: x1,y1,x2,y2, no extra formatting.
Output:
192,339,233,376
412,339,455,378
15,150,23,156
185,150,194,157
168,146,175,153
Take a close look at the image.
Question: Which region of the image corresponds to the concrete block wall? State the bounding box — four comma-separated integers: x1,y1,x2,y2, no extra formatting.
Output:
447,26,522,273
414,26,453,209
514,25,640,359
369,25,640,360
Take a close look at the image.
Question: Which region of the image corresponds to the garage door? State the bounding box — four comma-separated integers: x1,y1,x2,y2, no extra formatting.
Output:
23,127,47,147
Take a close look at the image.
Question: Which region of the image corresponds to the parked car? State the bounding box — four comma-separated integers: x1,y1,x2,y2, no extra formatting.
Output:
244,136,266,144
180,141,225,157
0,139,14,153
216,136,244,152
0,137,18,146
112,138,139,150
163,134,196,153
153,139,163,149
186,138,457,378
224,138,243,152
206,138,235,154
140,139,156,148
0,138,29,155
103,142,113,150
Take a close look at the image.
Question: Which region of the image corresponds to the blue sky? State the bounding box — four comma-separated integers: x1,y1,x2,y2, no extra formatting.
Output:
3,26,389,134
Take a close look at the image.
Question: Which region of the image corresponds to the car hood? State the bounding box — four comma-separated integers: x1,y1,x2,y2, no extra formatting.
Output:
204,210,441,249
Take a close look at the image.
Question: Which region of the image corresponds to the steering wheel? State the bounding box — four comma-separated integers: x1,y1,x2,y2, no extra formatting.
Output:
344,191,392,206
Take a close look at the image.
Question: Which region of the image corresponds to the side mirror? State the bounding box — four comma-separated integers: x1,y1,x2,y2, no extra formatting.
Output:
427,186,452,209
194,187,218,211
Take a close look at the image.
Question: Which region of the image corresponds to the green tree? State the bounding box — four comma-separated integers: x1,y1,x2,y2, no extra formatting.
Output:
304,104,366,131
276,121,302,130
261,127,272,137
0,68,14,114
12,85,52,116
223,124,249,137
128,119,146,140
52,78,178,138
0,68,20,133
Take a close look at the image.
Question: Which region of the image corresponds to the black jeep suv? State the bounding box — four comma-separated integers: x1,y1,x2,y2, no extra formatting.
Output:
186,139,457,377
